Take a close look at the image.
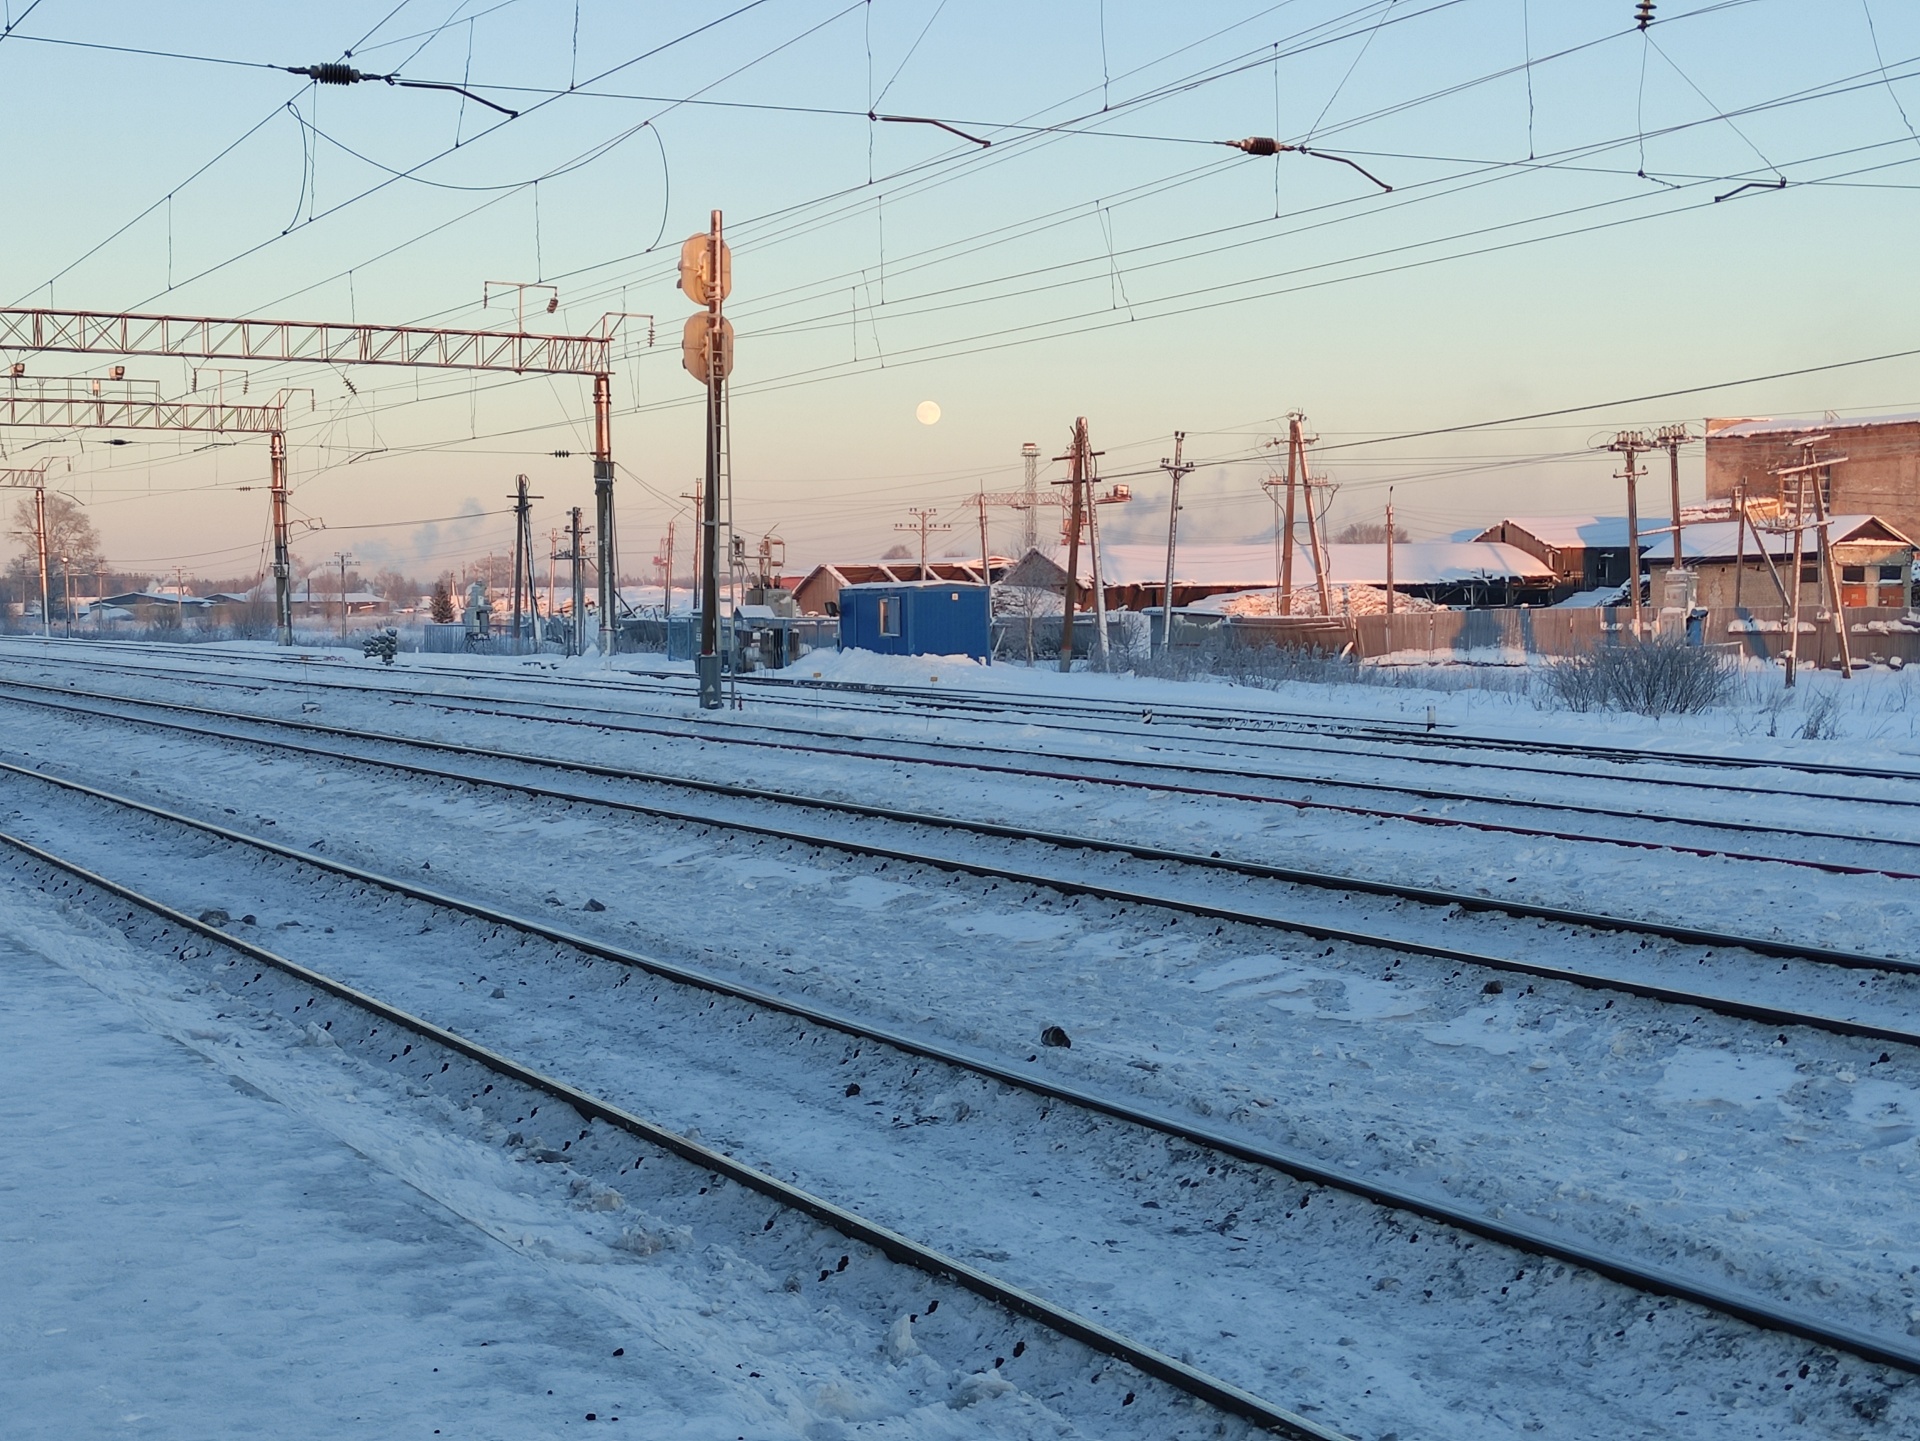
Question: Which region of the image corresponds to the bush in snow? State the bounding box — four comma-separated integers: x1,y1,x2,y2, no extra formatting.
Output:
1540,639,1732,716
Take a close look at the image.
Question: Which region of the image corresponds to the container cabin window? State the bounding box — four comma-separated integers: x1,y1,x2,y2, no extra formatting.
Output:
878,597,901,637
1881,565,1906,582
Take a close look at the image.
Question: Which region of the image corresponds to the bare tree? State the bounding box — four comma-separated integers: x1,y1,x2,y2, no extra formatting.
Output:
1333,520,1410,544
9,492,103,576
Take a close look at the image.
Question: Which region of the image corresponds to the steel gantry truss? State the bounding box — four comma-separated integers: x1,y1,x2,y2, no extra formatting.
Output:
0,380,295,636
0,305,636,653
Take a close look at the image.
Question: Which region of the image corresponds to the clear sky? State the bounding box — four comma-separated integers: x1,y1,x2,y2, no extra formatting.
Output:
4,0,1919,582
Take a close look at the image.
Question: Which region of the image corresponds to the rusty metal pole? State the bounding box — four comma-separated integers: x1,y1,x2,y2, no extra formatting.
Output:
592,373,616,661
270,430,293,645
1057,418,1087,672
698,210,726,709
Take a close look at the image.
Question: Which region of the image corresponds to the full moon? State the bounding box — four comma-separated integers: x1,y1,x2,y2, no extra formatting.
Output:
915,400,942,426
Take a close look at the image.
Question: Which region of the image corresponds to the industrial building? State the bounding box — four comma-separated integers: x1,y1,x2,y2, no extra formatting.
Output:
1705,413,1920,541
1641,515,1915,611
1097,540,1554,610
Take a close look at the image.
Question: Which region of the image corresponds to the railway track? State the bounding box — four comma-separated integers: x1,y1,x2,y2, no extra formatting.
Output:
2,677,1916,1016
7,656,1917,879
0,828,1329,1439
10,633,1919,792
5,761,1918,1386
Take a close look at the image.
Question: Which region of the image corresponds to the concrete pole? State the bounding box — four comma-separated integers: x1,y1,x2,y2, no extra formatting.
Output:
1280,417,1300,615
270,431,293,646
33,483,49,638
1057,418,1087,673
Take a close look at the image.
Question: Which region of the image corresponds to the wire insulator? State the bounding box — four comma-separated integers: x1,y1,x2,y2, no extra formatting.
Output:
1226,136,1282,157
288,63,370,85
1635,1,1655,30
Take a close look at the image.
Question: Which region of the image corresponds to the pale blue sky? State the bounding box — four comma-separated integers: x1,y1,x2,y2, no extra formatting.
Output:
4,0,1919,579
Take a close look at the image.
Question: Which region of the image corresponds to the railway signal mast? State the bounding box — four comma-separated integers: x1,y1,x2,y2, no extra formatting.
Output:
679,212,734,710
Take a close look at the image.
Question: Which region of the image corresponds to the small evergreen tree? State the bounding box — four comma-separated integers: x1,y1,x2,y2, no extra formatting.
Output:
429,579,455,623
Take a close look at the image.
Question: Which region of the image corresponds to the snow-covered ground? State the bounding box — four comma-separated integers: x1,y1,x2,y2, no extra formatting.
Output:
3,635,1919,1438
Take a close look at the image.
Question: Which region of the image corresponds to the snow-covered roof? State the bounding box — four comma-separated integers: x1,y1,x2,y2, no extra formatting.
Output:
1653,515,1917,561
1553,585,1629,609
1476,516,1636,550
1707,413,1920,439
1100,541,1552,588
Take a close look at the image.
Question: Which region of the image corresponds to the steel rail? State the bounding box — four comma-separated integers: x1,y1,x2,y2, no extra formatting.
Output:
5,774,1917,1380
0,831,1340,1439
7,633,1912,805
9,658,1909,869
1,682,1913,989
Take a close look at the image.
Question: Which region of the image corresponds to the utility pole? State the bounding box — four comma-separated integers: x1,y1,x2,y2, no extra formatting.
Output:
175,565,188,630
663,519,676,616
1085,449,1111,670
1656,424,1691,569
60,555,72,637
1771,437,1853,681
567,506,588,657
1261,469,1286,617
1732,481,1746,611
1055,418,1093,672
33,480,49,637
895,508,950,580
1603,431,1650,638
591,372,617,661
679,208,734,709
547,527,561,621
1300,437,1332,618
508,474,541,654
1159,431,1192,650
975,491,991,587
270,429,294,645
1020,441,1040,555
680,489,703,609
330,551,355,633
1385,490,1397,619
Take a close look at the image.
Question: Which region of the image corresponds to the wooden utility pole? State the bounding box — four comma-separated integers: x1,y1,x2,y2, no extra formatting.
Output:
1085,449,1111,670
1657,424,1691,569
1159,431,1192,651
895,507,950,580
1603,431,1650,637
1280,418,1300,613
974,491,991,586
1732,481,1746,610
1384,491,1397,619
1057,417,1090,672
547,527,561,620
1301,460,1332,617
330,551,355,633
663,519,676,616
1773,438,1852,680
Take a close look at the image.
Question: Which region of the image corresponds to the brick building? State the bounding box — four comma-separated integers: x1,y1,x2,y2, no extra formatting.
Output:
1705,413,1920,540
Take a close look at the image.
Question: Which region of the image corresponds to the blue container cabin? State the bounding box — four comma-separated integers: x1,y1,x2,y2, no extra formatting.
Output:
837,581,991,662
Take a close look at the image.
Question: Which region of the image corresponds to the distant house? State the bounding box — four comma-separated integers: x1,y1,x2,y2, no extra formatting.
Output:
1097,541,1554,609
1642,515,1916,611
790,557,1011,616
1471,518,1640,600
